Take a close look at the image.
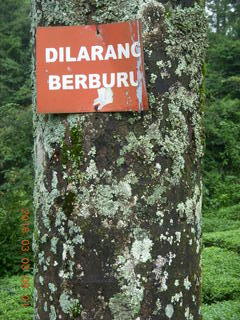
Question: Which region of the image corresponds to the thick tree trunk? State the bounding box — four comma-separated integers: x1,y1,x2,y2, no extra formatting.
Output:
32,1,207,319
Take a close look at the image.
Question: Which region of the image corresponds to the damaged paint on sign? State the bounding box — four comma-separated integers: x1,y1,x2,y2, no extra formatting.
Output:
36,20,148,113
93,87,114,111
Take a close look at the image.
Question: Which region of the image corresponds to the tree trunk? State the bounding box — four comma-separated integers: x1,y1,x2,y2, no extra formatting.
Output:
32,1,207,319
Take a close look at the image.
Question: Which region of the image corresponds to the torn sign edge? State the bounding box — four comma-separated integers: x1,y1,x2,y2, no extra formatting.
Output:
135,19,148,112
94,20,148,113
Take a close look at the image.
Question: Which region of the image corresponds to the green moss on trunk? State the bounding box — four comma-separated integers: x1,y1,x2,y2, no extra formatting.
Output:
32,1,207,319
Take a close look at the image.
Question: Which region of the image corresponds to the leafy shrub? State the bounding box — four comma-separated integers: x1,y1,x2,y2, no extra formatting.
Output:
203,216,240,233
0,104,33,171
216,204,240,220
202,247,240,303
203,229,240,253
0,0,31,106
203,30,240,214
206,34,240,100
204,98,240,173
202,300,240,320
203,98,240,211
0,104,33,277
203,204,240,233
203,174,240,212
0,275,33,320
0,204,33,277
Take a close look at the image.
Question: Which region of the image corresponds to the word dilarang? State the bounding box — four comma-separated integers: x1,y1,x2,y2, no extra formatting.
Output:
46,42,141,63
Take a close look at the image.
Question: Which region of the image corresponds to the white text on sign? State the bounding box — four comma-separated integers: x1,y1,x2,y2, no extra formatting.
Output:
45,42,141,62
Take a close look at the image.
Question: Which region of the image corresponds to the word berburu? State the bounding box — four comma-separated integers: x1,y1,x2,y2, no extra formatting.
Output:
49,72,138,90
46,42,141,62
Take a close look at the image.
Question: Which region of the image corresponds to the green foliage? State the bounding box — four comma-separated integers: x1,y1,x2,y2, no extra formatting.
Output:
0,0,33,278
0,205,33,277
202,247,240,303
0,104,33,171
0,104,33,205
216,204,240,220
193,6,239,313
203,98,240,210
202,300,240,320
0,0,31,106
203,8,240,212
205,98,240,173
203,229,240,253
203,216,240,233
206,35,240,100
206,0,240,38
203,204,240,233
0,104,33,277
0,275,33,320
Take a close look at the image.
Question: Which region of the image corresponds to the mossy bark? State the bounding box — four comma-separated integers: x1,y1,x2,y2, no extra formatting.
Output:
32,0,207,319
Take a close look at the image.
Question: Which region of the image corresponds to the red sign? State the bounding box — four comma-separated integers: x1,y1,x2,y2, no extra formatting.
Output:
36,21,148,113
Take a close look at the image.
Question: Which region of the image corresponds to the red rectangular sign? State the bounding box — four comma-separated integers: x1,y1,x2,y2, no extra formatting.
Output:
36,21,148,113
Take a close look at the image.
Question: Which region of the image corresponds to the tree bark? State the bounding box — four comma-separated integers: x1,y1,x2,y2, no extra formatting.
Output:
32,1,207,319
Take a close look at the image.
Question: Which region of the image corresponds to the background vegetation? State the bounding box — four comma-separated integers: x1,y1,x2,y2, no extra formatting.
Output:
0,0,239,319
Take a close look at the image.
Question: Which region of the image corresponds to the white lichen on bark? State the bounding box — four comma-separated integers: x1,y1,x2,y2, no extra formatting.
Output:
32,0,207,319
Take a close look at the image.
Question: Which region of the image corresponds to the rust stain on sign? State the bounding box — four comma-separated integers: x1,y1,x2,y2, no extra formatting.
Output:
36,20,148,113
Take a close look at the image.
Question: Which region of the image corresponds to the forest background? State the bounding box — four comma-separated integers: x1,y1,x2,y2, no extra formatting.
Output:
0,0,239,319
